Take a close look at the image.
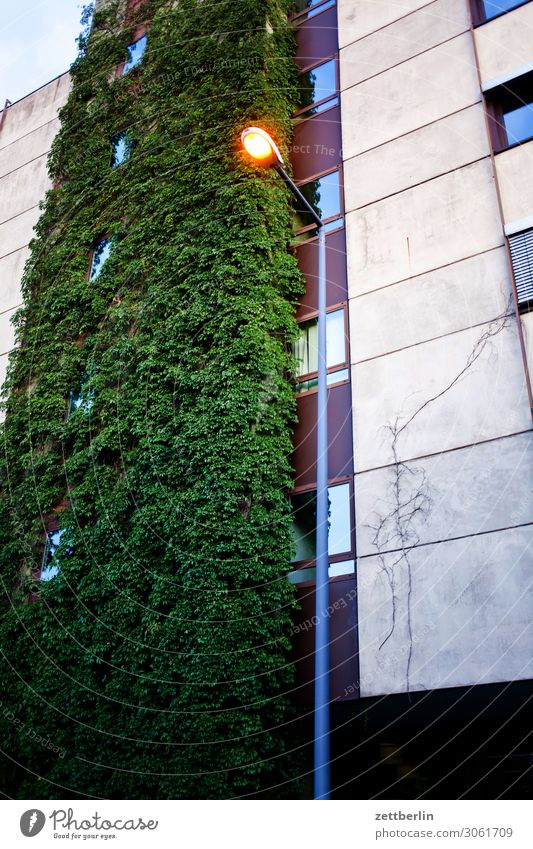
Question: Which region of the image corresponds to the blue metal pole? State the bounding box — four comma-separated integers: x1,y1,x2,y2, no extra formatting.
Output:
314,224,330,800
268,163,330,798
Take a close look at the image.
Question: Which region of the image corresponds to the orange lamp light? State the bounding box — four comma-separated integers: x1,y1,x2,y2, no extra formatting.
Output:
241,126,284,166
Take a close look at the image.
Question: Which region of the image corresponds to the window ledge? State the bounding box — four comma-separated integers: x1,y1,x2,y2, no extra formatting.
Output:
482,60,533,93
504,214,533,237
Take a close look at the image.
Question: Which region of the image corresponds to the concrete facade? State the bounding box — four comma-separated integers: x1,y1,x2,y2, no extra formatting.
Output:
340,0,533,697
0,73,70,398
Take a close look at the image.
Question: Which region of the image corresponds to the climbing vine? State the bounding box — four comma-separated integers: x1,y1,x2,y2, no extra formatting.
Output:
0,0,306,799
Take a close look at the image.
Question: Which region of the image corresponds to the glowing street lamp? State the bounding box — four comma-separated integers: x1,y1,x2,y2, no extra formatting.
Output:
241,126,330,801
241,126,284,165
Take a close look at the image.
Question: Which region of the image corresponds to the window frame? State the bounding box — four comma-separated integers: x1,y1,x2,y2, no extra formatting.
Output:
471,0,531,26
289,476,355,568
293,302,349,393
30,515,62,588
87,236,113,281
39,529,64,582
508,227,533,312
66,370,95,419
292,217,345,246
485,71,533,152
290,0,336,24
293,166,344,237
111,129,133,167
485,98,509,151
293,96,340,127
116,25,148,77
294,55,339,119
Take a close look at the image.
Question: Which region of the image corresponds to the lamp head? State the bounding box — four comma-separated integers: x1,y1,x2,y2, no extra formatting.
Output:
241,126,284,167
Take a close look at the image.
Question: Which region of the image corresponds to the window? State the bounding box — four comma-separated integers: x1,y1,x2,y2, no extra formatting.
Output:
294,369,349,393
292,0,336,20
41,529,64,581
298,59,337,115
288,559,354,584
486,70,533,150
111,130,132,167
294,170,342,232
472,0,529,25
290,482,352,563
293,307,348,391
295,97,340,122
67,371,94,418
509,228,533,310
122,34,147,75
503,102,533,145
89,238,113,279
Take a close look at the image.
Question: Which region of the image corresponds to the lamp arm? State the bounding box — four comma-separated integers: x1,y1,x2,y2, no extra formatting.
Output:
274,164,324,229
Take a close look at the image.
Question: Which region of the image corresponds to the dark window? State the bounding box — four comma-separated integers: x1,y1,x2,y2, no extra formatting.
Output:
89,239,113,279
292,0,336,21
111,130,132,166
472,0,530,24
486,71,533,151
509,228,533,310
122,34,147,74
298,59,337,114
294,169,342,231
293,307,348,392
291,482,352,563
41,529,64,581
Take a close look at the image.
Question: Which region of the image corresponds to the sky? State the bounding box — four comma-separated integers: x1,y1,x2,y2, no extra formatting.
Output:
0,0,85,106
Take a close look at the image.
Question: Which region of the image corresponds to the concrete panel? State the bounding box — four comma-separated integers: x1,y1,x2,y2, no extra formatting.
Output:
475,1,533,88
344,105,489,211
0,306,17,356
0,206,41,260
346,159,504,296
355,431,533,556
357,526,533,695
350,248,511,362
352,321,530,470
340,33,480,159
0,247,28,314
340,0,469,90
0,118,59,180
0,74,70,150
0,156,52,226
337,0,432,49
494,141,533,228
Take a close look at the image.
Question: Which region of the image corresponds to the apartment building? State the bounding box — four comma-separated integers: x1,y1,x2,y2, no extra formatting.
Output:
1,0,532,796
288,0,533,796
0,73,71,396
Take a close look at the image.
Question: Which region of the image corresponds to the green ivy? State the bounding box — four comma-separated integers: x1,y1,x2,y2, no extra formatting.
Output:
0,0,306,799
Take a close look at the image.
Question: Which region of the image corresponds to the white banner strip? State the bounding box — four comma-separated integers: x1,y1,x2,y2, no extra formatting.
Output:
4,799,533,848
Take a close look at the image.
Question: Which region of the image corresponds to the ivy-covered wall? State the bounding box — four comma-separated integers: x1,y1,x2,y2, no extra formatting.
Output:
0,0,306,799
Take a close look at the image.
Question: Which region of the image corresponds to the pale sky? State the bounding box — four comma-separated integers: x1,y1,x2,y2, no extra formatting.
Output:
0,0,84,106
